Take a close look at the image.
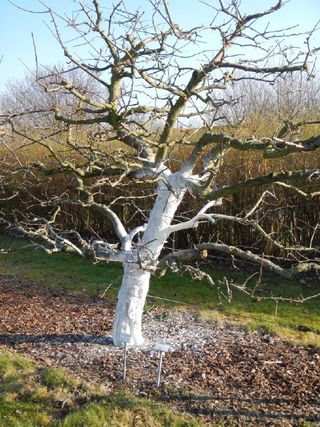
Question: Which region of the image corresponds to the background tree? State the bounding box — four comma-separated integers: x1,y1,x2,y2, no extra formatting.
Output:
1,0,320,346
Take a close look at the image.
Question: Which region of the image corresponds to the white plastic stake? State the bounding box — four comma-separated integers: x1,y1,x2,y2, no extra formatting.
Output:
120,333,132,381
154,342,170,387
157,351,164,387
123,342,128,380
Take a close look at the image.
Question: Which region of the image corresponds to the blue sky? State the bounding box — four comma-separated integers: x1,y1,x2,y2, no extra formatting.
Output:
1,0,319,89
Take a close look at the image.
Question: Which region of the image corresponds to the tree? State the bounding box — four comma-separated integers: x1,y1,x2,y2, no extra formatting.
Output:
1,0,320,346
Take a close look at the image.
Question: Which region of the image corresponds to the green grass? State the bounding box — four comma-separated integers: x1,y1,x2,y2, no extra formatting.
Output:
0,233,319,346
0,350,202,427
0,234,122,297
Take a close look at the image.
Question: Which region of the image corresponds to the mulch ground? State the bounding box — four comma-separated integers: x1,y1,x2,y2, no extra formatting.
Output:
0,275,319,426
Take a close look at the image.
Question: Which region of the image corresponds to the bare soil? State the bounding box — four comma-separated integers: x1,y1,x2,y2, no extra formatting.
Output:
0,275,319,426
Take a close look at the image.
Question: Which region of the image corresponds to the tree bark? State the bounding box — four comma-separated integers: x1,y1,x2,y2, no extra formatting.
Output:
112,263,151,346
112,175,186,346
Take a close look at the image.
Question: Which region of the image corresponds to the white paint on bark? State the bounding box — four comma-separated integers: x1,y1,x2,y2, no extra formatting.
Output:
112,169,190,346
113,263,151,346
142,173,187,260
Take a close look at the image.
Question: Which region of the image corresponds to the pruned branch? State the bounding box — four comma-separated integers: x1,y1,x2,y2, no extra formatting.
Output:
203,169,320,200
157,243,320,279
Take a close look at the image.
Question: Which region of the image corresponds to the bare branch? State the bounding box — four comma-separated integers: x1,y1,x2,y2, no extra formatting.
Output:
158,243,320,279
204,169,320,200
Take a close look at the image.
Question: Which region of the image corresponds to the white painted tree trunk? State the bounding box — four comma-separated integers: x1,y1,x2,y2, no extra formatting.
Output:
112,263,151,346
112,175,186,346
